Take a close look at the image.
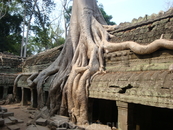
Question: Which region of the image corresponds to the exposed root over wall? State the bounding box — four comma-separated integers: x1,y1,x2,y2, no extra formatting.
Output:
13,0,173,125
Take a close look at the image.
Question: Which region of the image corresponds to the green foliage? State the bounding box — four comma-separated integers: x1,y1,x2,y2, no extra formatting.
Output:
0,0,115,56
64,6,72,25
0,6,23,55
26,0,59,55
98,4,116,25
28,24,65,55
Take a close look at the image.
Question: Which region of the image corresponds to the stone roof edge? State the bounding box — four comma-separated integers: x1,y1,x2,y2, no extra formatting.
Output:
111,8,173,33
26,44,63,60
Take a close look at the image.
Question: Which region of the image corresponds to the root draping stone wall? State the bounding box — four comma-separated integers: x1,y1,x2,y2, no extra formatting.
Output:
110,8,173,44
0,53,22,101
15,8,173,109
89,9,173,108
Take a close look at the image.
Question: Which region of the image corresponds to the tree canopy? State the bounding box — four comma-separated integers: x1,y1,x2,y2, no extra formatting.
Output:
0,0,65,56
98,4,116,25
0,0,23,55
0,0,116,56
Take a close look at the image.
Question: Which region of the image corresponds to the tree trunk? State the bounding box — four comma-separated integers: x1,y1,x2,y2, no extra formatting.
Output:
26,0,173,125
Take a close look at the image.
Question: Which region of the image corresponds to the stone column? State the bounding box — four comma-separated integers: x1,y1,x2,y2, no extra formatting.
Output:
21,87,27,106
30,88,37,108
30,88,34,107
2,86,9,99
116,101,134,130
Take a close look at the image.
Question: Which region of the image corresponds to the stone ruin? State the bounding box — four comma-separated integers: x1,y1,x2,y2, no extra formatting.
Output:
0,52,23,105
1,8,173,130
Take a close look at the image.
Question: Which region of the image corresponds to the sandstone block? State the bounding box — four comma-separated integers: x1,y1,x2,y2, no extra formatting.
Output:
7,125,20,130
8,116,18,123
4,118,13,125
36,118,47,126
1,107,7,112
26,125,50,130
3,112,14,118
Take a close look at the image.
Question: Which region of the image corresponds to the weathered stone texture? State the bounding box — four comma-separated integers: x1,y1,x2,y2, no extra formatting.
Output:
0,73,17,86
0,52,22,73
110,8,173,44
90,70,173,109
23,45,63,73
88,10,173,109
104,49,173,72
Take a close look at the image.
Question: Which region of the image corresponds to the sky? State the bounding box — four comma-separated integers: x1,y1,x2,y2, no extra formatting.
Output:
98,0,171,25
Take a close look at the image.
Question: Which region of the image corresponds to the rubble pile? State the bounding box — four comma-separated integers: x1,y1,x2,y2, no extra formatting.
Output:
27,107,85,130
0,106,23,130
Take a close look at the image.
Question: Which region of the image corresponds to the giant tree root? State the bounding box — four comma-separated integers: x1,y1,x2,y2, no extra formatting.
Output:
20,0,173,125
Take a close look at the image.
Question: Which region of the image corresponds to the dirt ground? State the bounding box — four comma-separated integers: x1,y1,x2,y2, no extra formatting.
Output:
0,103,35,130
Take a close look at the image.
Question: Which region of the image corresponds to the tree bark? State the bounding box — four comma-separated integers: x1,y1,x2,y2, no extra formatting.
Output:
26,0,173,125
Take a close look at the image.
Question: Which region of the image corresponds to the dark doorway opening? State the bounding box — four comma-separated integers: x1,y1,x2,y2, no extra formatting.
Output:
152,106,173,130
23,88,31,105
44,91,49,105
134,104,173,130
0,87,3,99
33,89,37,108
16,87,22,102
8,86,13,94
89,98,118,128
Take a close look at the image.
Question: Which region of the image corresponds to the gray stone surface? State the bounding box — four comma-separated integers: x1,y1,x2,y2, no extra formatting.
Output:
3,112,14,118
36,118,47,126
17,119,24,123
51,115,69,128
26,125,50,130
7,125,20,130
9,116,18,123
0,118,4,126
4,117,13,125
1,107,7,112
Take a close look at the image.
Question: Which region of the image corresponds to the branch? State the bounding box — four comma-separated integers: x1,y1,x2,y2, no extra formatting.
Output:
0,0,8,19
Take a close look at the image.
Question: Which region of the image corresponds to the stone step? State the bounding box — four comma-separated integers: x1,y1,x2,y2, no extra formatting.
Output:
8,116,18,123
3,112,14,118
36,118,47,126
4,118,13,125
17,119,24,123
26,125,50,130
1,107,7,112
6,125,20,130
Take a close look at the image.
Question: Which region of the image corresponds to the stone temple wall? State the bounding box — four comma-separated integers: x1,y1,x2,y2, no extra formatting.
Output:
89,8,173,110
110,8,173,44
23,45,63,73
0,52,23,73
0,53,22,101
13,8,173,109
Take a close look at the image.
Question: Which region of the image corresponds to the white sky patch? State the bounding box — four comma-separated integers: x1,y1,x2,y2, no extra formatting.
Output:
98,0,168,24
